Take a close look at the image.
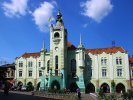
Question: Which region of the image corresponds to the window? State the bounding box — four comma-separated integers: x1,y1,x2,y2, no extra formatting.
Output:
116,57,122,65
116,57,119,64
55,56,58,69
11,70,14,76
47,60,50,73
54,32,60,38
119,58,122,64
39,70,42,77
117,69,122,77
28,61,33,67
19,61,23,67
102,69,107,77
71,59,76,77
101,57,107,65
28,71,32,77
55,56,58,75
131,70,133,77
19,71,22,77
38,62,41,67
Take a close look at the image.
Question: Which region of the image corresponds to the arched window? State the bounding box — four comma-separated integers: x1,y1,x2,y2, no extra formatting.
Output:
71,59,76,77
54,32,60,38
55,56,58,75
55,56,58,68
47,60,50,73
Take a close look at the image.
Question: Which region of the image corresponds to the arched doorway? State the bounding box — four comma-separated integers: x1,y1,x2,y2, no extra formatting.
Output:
69,82,78,92
17,81,23,91
27,82,34,91
116,83,125,93
36,82,41,91
100,83,110,93
86,83,95,93
51,80,60,90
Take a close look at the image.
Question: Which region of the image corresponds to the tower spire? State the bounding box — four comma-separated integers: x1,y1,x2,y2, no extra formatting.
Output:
80,33,82,45
42,40,45,49
78,33,84,48
41,40,46,52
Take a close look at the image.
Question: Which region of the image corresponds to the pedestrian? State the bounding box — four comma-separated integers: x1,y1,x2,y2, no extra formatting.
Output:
76,88,81,99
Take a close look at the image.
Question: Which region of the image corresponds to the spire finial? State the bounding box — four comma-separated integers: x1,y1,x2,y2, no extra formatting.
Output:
80,33,82,45
42,40,45,49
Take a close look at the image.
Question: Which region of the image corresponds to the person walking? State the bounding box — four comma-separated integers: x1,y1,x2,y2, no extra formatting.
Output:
76,88,81,99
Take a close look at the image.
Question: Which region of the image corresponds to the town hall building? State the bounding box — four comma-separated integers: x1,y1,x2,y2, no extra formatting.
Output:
15,10,130,93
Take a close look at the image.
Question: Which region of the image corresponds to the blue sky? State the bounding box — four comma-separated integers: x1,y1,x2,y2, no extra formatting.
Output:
0,0,133,63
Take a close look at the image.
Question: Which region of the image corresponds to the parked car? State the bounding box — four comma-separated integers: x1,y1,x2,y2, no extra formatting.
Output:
21,86,27,91
11,86,17,91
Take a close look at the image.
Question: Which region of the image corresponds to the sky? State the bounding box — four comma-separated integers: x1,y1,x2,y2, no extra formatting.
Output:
0,0,133,64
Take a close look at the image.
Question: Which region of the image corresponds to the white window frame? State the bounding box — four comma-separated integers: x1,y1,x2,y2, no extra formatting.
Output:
19,71,22,77
28,70,32,77
117,69,122,77
102,69,107,77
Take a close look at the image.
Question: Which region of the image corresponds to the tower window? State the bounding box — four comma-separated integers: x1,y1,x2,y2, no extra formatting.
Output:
47,60,50,73
71,59,76,77
54,32,60,38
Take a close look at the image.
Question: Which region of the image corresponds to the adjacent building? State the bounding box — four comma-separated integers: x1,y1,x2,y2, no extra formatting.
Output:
15,10,130,93
129,56,133,90
0,63,15,87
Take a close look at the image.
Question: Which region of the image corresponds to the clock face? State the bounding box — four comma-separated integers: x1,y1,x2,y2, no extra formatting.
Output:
55,47,58,51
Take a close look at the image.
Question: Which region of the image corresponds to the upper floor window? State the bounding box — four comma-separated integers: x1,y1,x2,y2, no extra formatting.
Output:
131,69,133,77
28,71,32,77
117,69,122,77
101,57,107,65
116,57,122,65
47,60,50,73
28,61,33,67
102,69,107,77
39,70,42,77
55,56,58,69
19,61,23,67
38,62,41,67
54,32,60,38
71,59,76,77
19,71,22,77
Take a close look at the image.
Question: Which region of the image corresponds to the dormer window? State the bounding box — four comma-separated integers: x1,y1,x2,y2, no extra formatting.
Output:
54,32,60,38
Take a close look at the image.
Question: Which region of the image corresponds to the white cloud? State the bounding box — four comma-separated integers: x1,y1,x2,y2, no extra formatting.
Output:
83,23,88,28
2,0,28,18
80,0,113,23
32,1,55,32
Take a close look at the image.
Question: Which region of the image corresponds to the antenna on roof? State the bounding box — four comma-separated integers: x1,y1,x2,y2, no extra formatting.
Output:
112,40,116,47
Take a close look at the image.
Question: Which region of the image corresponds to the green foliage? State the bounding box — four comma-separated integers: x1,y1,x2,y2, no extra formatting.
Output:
122,90,133,99
26,82,34,91
111,81,116,93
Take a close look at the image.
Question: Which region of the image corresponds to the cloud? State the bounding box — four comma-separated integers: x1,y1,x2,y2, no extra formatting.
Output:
80,0,113,23
32,1,55,32
2,0,28,18
83,23,88,28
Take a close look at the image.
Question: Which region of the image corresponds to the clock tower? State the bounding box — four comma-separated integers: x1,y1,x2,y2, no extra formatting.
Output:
49,10,67,89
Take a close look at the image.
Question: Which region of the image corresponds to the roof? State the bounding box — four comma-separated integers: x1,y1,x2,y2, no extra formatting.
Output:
67,42,77,50
129,56,133,64
0,64,15,69
85,47,125,54
22,52,40,58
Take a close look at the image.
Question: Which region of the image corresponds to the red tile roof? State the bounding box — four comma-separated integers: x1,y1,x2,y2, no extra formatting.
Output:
22,52,40,58
129,56,133,64
85,47,125,54
67,42,76,50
